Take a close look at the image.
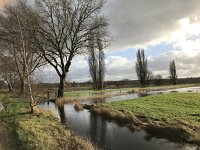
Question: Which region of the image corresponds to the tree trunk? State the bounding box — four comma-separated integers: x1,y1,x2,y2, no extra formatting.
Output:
57,75,66,98
8,84,13,92
20,79,25,96
58,104,66,124
17,15,35,114
20,65,26,97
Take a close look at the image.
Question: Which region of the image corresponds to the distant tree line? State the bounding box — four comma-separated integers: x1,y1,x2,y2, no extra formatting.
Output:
25,76,200,91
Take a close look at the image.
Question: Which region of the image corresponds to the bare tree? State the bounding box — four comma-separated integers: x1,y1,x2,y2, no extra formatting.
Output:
0,1,45,113
135,49,148,87
33,0,108,98
0,1,44,97
169,60,177,85
0,56,18,92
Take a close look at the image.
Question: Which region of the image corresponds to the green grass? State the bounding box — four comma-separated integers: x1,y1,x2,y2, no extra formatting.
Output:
103,93,200,125
98,93,200,145
0,92,96,150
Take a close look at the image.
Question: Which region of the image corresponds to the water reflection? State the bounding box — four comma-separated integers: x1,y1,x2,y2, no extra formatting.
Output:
57,104,67,124
89,114,107,147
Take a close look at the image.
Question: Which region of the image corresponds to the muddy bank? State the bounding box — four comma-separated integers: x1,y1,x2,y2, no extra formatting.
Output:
79,104,200,146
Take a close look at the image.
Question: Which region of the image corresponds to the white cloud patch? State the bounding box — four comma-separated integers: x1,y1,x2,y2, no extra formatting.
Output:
106,56,135,80
149,37,200,78
68,56,90,82
68,55,136,82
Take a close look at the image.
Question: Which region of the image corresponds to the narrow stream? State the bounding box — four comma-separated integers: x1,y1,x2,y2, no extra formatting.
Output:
38,87,200,150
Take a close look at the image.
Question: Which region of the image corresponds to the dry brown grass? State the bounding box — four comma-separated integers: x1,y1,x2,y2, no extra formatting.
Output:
55,97,79,105
90,105,144,127
74,103,84,111
55,93,121,105
33,106,59,118
67,135,99,150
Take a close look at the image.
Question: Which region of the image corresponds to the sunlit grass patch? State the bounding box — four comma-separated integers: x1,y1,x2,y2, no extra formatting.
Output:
103,93,200,124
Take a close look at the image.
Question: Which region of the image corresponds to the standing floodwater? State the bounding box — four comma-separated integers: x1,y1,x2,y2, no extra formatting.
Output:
38,87,199,150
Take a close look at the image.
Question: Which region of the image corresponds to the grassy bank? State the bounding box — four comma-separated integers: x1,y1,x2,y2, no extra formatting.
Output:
0,92,97,150
88,93,200,145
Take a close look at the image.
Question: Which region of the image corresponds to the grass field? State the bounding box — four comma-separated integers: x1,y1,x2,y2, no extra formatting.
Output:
103,93,200,125
89,93,200,145
0,92,96,150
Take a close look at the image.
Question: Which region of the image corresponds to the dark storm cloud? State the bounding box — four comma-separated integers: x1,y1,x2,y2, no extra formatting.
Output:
104,0,200,49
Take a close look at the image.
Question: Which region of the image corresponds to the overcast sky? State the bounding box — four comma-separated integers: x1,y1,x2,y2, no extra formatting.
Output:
65,0,200,82
2,0,200,82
